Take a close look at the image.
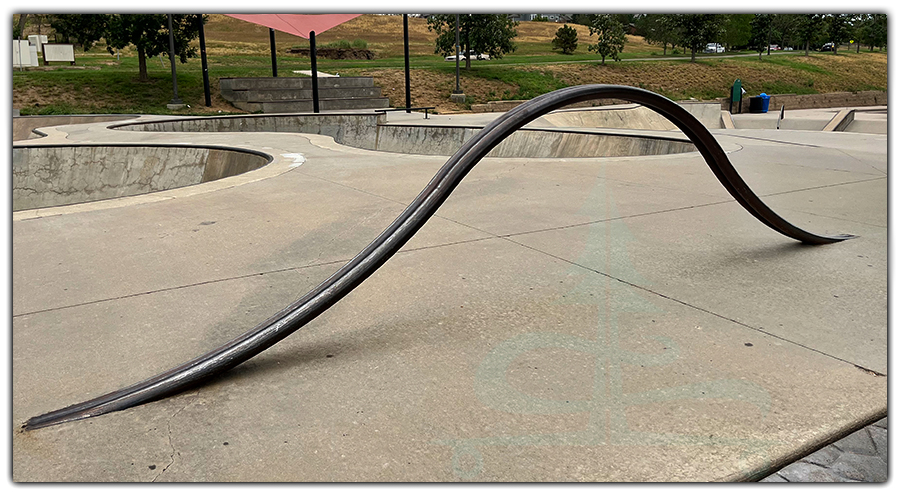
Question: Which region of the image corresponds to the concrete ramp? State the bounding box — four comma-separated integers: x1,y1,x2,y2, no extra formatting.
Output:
13,114,139,141
539,102,722,130
12,144,270,211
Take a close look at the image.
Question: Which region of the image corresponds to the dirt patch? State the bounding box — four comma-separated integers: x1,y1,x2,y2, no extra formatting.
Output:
341,68,518,114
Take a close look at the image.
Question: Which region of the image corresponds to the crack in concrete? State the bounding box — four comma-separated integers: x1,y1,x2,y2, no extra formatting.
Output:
152,390,200,482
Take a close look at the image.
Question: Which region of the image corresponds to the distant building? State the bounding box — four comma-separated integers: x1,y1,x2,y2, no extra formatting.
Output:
508,14,564,22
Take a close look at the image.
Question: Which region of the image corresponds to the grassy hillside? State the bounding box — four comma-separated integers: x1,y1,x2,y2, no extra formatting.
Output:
13,15,887,115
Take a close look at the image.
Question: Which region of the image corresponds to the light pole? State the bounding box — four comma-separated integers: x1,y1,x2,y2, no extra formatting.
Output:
450,14,465,103
198,14,211,107
404,14,411,112
166,14,184,109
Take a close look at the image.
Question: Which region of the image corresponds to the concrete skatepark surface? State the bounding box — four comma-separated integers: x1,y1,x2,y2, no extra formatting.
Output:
10,105,887,482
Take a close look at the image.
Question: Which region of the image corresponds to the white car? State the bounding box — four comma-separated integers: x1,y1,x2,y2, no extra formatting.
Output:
704,43,725,53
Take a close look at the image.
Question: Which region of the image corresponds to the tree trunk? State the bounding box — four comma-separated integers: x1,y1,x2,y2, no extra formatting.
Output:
16,14,28,39
690,46,696,63
464,28,471,70
138,47,149,81
804,40,809,57
663,42,667,55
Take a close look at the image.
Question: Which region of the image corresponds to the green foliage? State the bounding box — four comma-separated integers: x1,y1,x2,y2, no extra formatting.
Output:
857,14,887,50
673,14,727,62
636,14,678,55
48,14,109,51
552,24,578,55
723,14,753,49
427,14,518,69
318,39,368,49
792,14,826,55
826,14,852,50
760,56,832,74
567,14,596,27
750,15,771,54
587,14,626,65
105,14,204,80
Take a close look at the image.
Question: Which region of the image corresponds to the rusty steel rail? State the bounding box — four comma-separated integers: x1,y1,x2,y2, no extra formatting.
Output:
23,85,853,430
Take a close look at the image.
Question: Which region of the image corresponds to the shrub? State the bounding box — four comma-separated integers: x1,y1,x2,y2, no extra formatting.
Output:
552,24,578,55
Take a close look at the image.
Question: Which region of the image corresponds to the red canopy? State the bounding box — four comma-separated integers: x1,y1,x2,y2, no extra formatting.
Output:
225,14,361,39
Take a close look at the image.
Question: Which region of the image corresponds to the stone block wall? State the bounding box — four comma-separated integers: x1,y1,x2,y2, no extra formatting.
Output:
720,90,886,113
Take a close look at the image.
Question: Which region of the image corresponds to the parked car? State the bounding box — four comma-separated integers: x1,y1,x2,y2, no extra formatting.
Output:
768,44,780,51
820,42,836,52
703,43,724,53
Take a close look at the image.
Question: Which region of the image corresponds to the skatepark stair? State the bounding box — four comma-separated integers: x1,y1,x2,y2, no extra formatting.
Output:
220,76,390,113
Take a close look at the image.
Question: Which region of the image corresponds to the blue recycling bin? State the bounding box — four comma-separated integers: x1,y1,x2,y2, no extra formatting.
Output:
749,93,770,113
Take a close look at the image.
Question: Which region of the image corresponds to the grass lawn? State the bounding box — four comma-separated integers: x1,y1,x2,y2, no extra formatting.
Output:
13,15,887,115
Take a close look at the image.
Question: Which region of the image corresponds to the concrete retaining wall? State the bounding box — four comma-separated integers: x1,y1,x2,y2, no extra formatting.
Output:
12,145,269,211
121,113,696,159
115,113,383,150
13,114,139,141
534,103,723,130
370,125,696,158
473,101,723,129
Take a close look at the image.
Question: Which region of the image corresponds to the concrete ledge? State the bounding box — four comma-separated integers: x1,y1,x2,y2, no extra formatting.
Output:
721,110,735,129
823,109,854,132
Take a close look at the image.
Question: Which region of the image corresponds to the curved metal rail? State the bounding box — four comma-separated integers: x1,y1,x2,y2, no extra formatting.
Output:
23,85,853,430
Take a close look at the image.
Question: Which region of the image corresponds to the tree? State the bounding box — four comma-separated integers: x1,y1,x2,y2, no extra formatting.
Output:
826,14,852,52
14,14,28,39
723,14,753,50
552,24,578,55
104,14,203,81
771,14,800,51
587,14,626,65
636,14,678,55
793,14,825,56
750,14,774,60
673,14,726,62
49,14,109,52
427,14,518,70
857,14,887,51
568,14,596,27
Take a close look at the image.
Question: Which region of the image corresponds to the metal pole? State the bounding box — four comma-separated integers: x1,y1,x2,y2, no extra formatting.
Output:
403,14,411,112
269,28,277,77
167,15,182,105
198,15,211,107
454,14,460,94
310,30,319,113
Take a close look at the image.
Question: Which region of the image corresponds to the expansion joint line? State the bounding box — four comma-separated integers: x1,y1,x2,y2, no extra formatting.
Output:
23,85,854,430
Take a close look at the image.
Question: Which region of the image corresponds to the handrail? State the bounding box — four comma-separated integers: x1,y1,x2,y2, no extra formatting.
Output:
23,85,853,430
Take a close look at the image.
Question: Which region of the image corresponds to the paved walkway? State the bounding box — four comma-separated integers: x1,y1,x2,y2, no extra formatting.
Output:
11,109,887,482
761,418,887,482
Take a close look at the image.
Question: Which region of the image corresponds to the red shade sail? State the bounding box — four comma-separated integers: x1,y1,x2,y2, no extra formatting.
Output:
225,14,361,38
